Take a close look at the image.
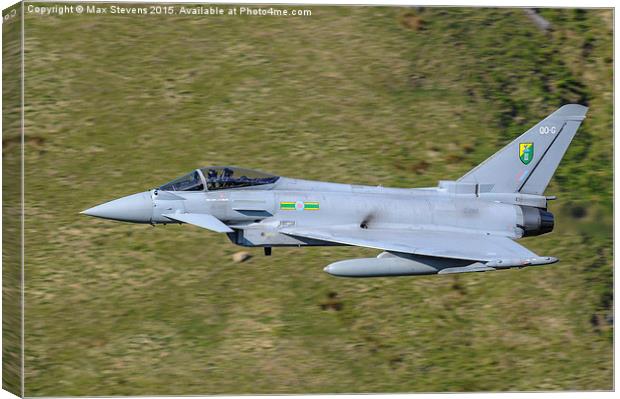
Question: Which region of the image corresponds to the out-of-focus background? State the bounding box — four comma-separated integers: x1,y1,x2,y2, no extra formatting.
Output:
10,4,614,395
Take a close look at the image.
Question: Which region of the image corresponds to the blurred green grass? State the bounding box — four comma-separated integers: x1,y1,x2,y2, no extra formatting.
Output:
13,5,612,395
2,3,24,395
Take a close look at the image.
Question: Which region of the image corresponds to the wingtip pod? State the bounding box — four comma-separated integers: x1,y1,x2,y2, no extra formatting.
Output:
485,256,558,268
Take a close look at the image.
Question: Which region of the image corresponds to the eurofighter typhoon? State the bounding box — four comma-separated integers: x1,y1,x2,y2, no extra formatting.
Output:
82,104,587,277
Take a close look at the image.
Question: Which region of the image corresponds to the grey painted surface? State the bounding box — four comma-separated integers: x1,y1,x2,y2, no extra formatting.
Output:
458,104,587,195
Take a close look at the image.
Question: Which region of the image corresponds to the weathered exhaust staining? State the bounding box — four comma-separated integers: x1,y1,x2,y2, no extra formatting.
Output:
359,212,376,229
82,105,587,277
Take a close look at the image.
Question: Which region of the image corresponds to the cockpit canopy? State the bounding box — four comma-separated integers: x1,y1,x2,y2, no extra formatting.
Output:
159,170,204,192
158,166,279,192
200,166,280,191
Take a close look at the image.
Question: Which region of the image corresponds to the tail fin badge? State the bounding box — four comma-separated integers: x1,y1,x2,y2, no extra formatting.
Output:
519,143,534,165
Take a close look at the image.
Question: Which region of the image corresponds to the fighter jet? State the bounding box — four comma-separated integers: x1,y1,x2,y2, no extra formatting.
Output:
82,104,587,277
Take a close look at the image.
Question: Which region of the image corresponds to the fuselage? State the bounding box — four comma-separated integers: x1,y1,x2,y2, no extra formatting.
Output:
149,177,529,248
82,165,554,251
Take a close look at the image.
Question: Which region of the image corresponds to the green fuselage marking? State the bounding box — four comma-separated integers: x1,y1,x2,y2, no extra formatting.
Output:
304,202,320,210
279,201,320,210
280,202,296,210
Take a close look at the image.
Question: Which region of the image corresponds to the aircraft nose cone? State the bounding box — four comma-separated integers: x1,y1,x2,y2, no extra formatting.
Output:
81,191,152,223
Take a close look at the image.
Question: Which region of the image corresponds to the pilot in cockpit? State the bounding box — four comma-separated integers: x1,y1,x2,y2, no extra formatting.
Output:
222,168,234,182
162,167,279,192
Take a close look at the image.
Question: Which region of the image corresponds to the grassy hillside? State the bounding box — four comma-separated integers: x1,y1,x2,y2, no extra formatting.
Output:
16,5,612,394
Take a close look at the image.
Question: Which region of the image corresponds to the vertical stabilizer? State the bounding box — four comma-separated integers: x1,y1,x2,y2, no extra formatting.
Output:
458,104,588,195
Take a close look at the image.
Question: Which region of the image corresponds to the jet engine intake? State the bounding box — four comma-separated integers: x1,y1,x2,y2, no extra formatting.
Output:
519,206,554,237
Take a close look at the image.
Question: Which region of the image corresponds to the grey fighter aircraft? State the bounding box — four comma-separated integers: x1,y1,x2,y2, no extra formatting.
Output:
82,104,587,277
